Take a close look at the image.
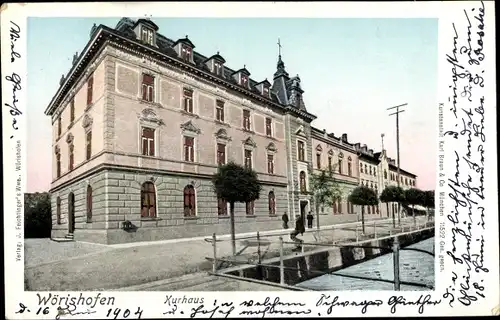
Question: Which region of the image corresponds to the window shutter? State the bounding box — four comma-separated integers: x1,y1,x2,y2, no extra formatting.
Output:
148,86,154,102
87,74,94,106
142,139,148,155
191,191,196,215
142,85,147,100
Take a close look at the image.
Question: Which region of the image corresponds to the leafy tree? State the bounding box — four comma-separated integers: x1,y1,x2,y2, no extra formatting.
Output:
348,186,379,234
212,162,262,255
422,190,435,221
310,166,343,238
404,188,425,226
24,192,51,238
379,186,405,228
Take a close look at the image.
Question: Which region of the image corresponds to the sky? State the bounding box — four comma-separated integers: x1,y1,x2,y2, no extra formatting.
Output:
27,17,438,192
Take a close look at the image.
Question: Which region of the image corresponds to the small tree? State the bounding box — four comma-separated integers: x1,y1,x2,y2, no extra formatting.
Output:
404,188,425,226
24,192,51,238
379,186,405,228
348,186,379,234
212,162,262,255
422,190,435,221
310,167,343,238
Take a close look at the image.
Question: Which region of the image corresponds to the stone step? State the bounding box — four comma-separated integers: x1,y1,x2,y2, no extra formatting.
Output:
51,237,74,243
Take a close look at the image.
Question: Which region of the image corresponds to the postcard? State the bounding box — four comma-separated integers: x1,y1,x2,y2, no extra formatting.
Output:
2,1,498,318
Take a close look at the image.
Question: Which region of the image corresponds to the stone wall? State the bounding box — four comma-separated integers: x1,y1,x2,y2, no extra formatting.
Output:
104,169,288,244
50,170,107,243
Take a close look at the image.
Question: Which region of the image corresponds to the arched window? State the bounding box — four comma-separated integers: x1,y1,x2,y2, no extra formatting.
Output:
368,205,371,214
384,170,388,179
141,182,156,218
86,185,92,223
56,197,61,224
332,201,337,214
299,171,307,193
268,191,276,215
184,185,196,217
217,197,227,216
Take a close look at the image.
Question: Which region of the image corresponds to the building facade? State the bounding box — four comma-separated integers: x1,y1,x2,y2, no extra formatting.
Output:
45,18,417,244
310,129,359,218
354,143,418,218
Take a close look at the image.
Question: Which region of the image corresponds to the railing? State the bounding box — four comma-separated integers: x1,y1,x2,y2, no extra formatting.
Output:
207,217,435,290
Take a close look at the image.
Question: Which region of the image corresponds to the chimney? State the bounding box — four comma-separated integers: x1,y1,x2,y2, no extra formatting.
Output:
323,129,327,138
354,143,361,150
362,144,368,152
341,133,348,143
368,149,373,155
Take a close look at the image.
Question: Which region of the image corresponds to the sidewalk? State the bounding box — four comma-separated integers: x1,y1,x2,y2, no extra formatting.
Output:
25,216,428,291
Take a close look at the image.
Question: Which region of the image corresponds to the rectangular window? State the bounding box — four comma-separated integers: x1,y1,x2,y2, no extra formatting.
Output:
246,200,254,215
183,88,193,113
241,74,249,87
70,100,75,123
141,127,155,156
141,27,154,45
263,86,269,97
348,162,352,176
142,74,155,102
369,166,372,175
244,149,252,169
328,156,332,174
360,164,363,173
338,160,343,174
68,144,74,171
86,74,94,106
184,136,195,162
265,117,272,136
86,131,92,160
316,153,321,169
267,154,274,174
216,100,225,122
56,153,61,178
57,117,62,137
217,198,227,216
214,61,223,76
217,143,226,165
374,168,377,176
181,45,192,62
243,110,251,130
297,141,305,161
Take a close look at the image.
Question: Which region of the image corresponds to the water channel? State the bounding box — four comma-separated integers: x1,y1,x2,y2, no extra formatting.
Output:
297,237,435,291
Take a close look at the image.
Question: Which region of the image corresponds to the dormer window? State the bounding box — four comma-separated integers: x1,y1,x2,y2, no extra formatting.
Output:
241,74,249,87
214,60,223,76
263,86,269,97
255,79,271,97
181,45,192,62
141,26,154,45
232,67,250,88
174,36,196,64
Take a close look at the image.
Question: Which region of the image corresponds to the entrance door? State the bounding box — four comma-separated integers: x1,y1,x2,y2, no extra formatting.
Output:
299,200,308,222
68,193,75,233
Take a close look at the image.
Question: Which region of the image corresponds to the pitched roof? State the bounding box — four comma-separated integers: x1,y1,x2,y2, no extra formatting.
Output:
115,17,282,104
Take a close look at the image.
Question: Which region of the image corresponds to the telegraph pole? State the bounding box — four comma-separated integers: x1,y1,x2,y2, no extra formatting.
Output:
387,103,407,227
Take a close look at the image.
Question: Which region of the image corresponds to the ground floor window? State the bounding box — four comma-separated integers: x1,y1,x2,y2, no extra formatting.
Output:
141,182,156,218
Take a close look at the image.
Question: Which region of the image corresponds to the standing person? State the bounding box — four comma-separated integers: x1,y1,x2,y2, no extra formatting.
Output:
306,212,314,229
290,216,305,251
282,212,289,229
